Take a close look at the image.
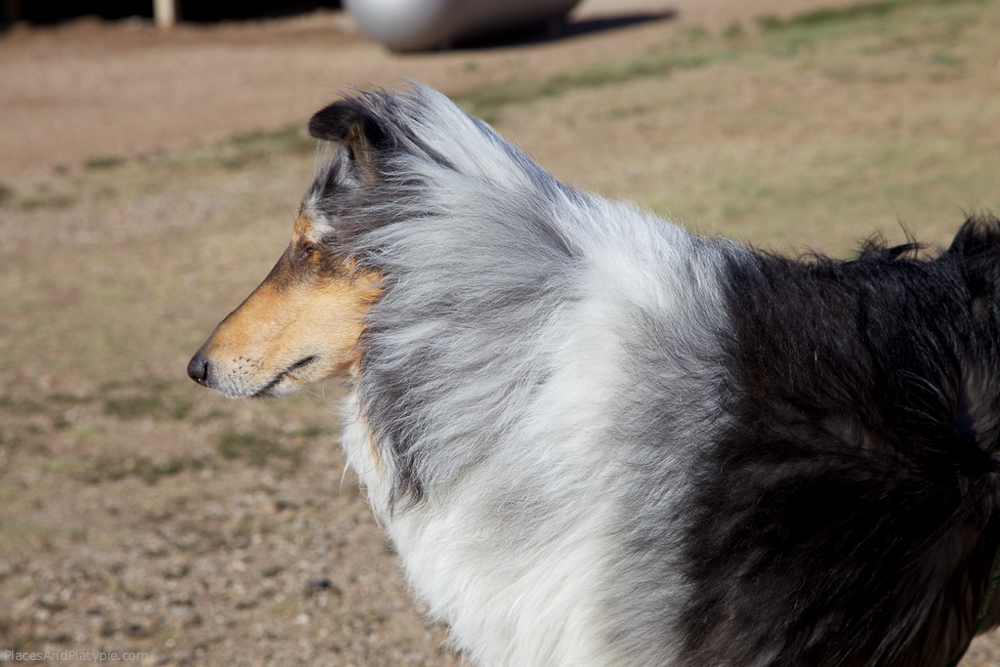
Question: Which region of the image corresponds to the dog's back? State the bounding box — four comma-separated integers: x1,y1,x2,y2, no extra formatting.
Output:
192,84,1000,666
680,229,1000,665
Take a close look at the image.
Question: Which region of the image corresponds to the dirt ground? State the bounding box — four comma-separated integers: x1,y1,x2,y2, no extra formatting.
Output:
2,0,1000,665
0,0,881,182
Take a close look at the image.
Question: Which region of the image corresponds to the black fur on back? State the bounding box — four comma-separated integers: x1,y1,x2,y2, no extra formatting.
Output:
681,216,1000,666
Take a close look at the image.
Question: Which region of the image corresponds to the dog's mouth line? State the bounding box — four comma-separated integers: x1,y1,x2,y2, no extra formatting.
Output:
253,355,318,397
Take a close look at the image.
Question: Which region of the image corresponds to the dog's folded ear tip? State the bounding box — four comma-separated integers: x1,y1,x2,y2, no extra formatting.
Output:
307,102,354,141
308,99,393,155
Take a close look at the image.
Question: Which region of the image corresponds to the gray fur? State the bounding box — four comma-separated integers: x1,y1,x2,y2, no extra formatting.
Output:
303,84,745,664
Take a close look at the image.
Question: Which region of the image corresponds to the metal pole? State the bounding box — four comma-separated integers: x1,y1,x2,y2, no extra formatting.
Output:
153,0,177,28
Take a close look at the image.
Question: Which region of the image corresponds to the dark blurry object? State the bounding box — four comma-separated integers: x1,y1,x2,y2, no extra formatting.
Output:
2,1,340,27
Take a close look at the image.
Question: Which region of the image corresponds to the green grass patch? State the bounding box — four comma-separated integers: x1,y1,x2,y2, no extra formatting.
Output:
146,121,314,175
18,192,75,210
757,0,986,31
459,36,704,118
757,2,899,31
928,50,962,66
230,124,309,149
722,21,747,41
103,395,164,419
0,394,47,415
79,454,197,484
212,123,314,170
100,381,194,421
84,156,125,170
456,0,992,122
456,45,729,120
216,430,301,467
295,424,332,439
101,393,191,421
0,182,14,206
753,0,988,60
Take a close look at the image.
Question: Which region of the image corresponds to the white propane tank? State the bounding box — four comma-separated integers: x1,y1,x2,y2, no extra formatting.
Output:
344,0,582,51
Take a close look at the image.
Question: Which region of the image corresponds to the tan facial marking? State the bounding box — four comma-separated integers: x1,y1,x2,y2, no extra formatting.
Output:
293,211,313,244
193,212,382,397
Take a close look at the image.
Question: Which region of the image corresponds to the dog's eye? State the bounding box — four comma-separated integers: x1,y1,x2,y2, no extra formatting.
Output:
295,244,315,263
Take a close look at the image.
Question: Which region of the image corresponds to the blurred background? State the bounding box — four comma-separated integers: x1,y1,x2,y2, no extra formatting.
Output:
2,0,340,24
1,0,999,664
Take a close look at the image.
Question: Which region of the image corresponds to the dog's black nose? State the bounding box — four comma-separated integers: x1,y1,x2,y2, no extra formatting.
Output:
187,353,210,386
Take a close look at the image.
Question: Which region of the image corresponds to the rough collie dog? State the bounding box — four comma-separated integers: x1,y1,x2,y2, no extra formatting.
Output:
187,84,1000,666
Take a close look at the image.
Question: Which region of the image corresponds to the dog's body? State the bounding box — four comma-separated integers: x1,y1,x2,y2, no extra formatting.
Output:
189,84,1000,666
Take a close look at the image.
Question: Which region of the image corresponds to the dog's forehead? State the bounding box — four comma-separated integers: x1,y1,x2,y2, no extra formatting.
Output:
292,206,331,243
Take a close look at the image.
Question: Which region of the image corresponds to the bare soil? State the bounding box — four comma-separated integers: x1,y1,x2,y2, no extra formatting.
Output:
1,1,1000,665
1,0,875,182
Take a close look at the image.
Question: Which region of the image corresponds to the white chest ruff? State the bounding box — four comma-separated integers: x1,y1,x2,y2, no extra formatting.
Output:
338,359,628,666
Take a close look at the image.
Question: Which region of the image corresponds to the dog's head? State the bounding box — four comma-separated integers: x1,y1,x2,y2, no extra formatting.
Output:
185,93,406,398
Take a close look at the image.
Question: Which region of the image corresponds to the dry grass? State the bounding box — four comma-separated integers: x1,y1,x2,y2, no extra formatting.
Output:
492,0,1000,253
1,0,999,664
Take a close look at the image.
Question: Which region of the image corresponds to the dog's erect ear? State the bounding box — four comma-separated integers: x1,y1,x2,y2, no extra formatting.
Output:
308,98,395,173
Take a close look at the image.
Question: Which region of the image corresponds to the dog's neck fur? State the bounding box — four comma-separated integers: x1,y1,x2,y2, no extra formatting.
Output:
323,170,741,664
